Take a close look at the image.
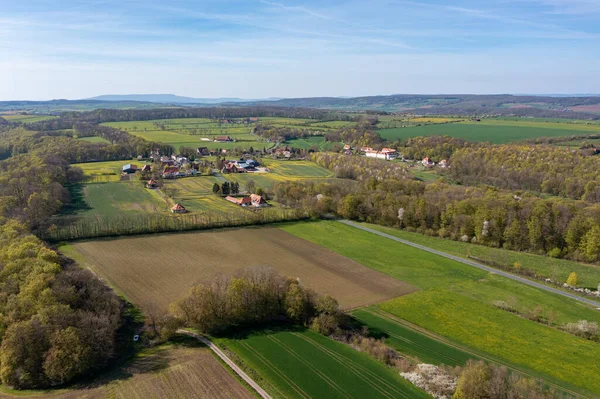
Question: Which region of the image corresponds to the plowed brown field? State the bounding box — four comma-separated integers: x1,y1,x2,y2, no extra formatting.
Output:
68,227,416,310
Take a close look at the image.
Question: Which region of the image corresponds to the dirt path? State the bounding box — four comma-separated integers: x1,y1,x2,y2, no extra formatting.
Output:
177,330,273,399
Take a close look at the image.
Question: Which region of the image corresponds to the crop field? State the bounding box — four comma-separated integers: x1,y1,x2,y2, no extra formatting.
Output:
1,114,57,123
72,159,147,177
218,329,429,399
378,118,600,143
63,227,415,311
6,340,254,399
285,136,339,151
362,223,600,290
282,221,600,396
379,291,600,396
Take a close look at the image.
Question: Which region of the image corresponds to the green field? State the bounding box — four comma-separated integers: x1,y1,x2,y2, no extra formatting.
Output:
363,223,600,290
282,221,600,396
218,329,430,399
379,119,600,144
1,114,57,123
76,136,111,144
102,117,349,151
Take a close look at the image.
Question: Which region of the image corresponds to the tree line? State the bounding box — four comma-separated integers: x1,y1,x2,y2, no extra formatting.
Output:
274,154,600,266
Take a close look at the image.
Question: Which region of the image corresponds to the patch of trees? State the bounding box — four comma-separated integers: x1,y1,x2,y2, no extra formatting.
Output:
393,136,473,161
253,123,314,142
311,152,410,180
174,267,345,335
273,175,600,264
324,119,381,147
445,144,600,201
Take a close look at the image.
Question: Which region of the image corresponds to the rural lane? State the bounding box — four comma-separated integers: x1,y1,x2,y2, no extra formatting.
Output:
177,330,273,399
338,220,600,308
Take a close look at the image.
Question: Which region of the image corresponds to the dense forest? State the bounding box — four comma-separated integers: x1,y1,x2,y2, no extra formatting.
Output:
0,125,128,389
274,153,600,264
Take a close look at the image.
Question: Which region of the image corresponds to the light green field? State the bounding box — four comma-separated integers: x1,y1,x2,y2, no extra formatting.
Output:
218,329,429,399
363,223,600,290
71,159,146,177
378,119,600,144
1,114,57,123
76,136,111,144
285,136,339,151
281,221,600,396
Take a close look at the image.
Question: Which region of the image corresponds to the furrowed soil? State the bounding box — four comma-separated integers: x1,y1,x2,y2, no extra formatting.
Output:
65,227,415,311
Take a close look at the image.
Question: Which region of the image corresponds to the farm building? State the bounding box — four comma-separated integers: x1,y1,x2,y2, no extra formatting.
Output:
365,148,398,160
222,162,245,174
171,203,187,213
225,194,269,208
146,179,158,189
122,164,138,174
214,136,234,142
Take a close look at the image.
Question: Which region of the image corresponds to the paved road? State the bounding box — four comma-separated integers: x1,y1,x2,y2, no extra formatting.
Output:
178,329,273,399
338,220,600,308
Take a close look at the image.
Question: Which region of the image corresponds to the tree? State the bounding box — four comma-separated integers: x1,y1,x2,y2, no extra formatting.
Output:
221,182,231,196
43,327,89,386
212,183,220,194
231,182,240,195
453,360,490,399
245,179,256,194
566,271,578,286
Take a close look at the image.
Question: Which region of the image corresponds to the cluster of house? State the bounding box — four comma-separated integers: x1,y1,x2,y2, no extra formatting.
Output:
221,159,261,174
361,147,399,160
273,146,293,158
421,157,447,168
225,194,268,208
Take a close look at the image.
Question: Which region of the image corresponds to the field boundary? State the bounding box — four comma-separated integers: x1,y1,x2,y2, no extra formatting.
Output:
338,220,600,307
178,330,273,399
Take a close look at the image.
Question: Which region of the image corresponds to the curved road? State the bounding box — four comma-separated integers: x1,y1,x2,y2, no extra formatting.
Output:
338,220,600,308
178,329,273,399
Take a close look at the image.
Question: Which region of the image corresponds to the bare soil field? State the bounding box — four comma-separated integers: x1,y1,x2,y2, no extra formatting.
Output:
0,344,253,399
66,227,416,310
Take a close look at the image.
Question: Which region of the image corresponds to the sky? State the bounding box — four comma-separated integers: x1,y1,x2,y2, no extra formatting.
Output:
1,0,599,100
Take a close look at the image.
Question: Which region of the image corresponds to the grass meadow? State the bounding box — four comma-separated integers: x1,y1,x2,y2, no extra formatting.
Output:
282,221,600,396
1,114,58,123
378,119,600,143
363,223,600,290
217,329,430,399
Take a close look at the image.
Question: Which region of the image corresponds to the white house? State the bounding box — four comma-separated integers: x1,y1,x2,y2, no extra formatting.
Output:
365,148,399,160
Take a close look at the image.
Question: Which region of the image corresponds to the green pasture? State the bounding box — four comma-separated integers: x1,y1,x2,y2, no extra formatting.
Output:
281,221,600,396
362,223,600,290
379,291,600,395
218,329,429,399
378,119,600,144
1,114,57,123
285,136,339,151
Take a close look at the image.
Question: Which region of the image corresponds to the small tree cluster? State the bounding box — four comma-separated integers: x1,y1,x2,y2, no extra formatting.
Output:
174,267,344,335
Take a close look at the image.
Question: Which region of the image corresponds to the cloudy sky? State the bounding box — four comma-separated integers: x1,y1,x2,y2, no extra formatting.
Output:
1,0,599,100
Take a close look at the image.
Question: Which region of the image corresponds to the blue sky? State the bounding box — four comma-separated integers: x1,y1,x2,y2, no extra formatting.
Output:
1,0,599,100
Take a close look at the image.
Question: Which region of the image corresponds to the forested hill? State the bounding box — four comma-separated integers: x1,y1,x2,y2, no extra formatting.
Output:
240,94,600,118
2,94,600,119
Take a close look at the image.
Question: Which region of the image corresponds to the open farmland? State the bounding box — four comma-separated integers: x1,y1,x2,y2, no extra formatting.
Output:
282,221,600,397
62,227,415,311
218,329,429,399
1,114,57,123
1,339,254,399
363,223,600,290
378,118,600,143
76,136,111,144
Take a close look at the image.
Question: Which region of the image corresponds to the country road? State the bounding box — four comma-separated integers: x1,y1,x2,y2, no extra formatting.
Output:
338,220,600,308
178,330,273,399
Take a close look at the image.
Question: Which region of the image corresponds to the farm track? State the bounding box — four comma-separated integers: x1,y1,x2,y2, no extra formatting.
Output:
178,330,273,399
338,220,600,308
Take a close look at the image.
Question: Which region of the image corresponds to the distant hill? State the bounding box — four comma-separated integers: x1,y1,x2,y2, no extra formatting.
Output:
86,94,281,104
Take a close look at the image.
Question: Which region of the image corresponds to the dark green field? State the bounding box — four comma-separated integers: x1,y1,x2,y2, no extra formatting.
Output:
218,329,430,399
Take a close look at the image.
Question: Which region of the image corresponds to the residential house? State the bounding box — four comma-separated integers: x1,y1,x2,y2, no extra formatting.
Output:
122,164,138,174
422,157,435,167
141,165,152,173
162,166,180,179
439,159,448,168
225,196,252,206
146,179,158,189
225,194,268,208
222,162,244,174
171,203,187,214
365,148,398,160
249,117,259,123
249,194,268,207
343,144,352,151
